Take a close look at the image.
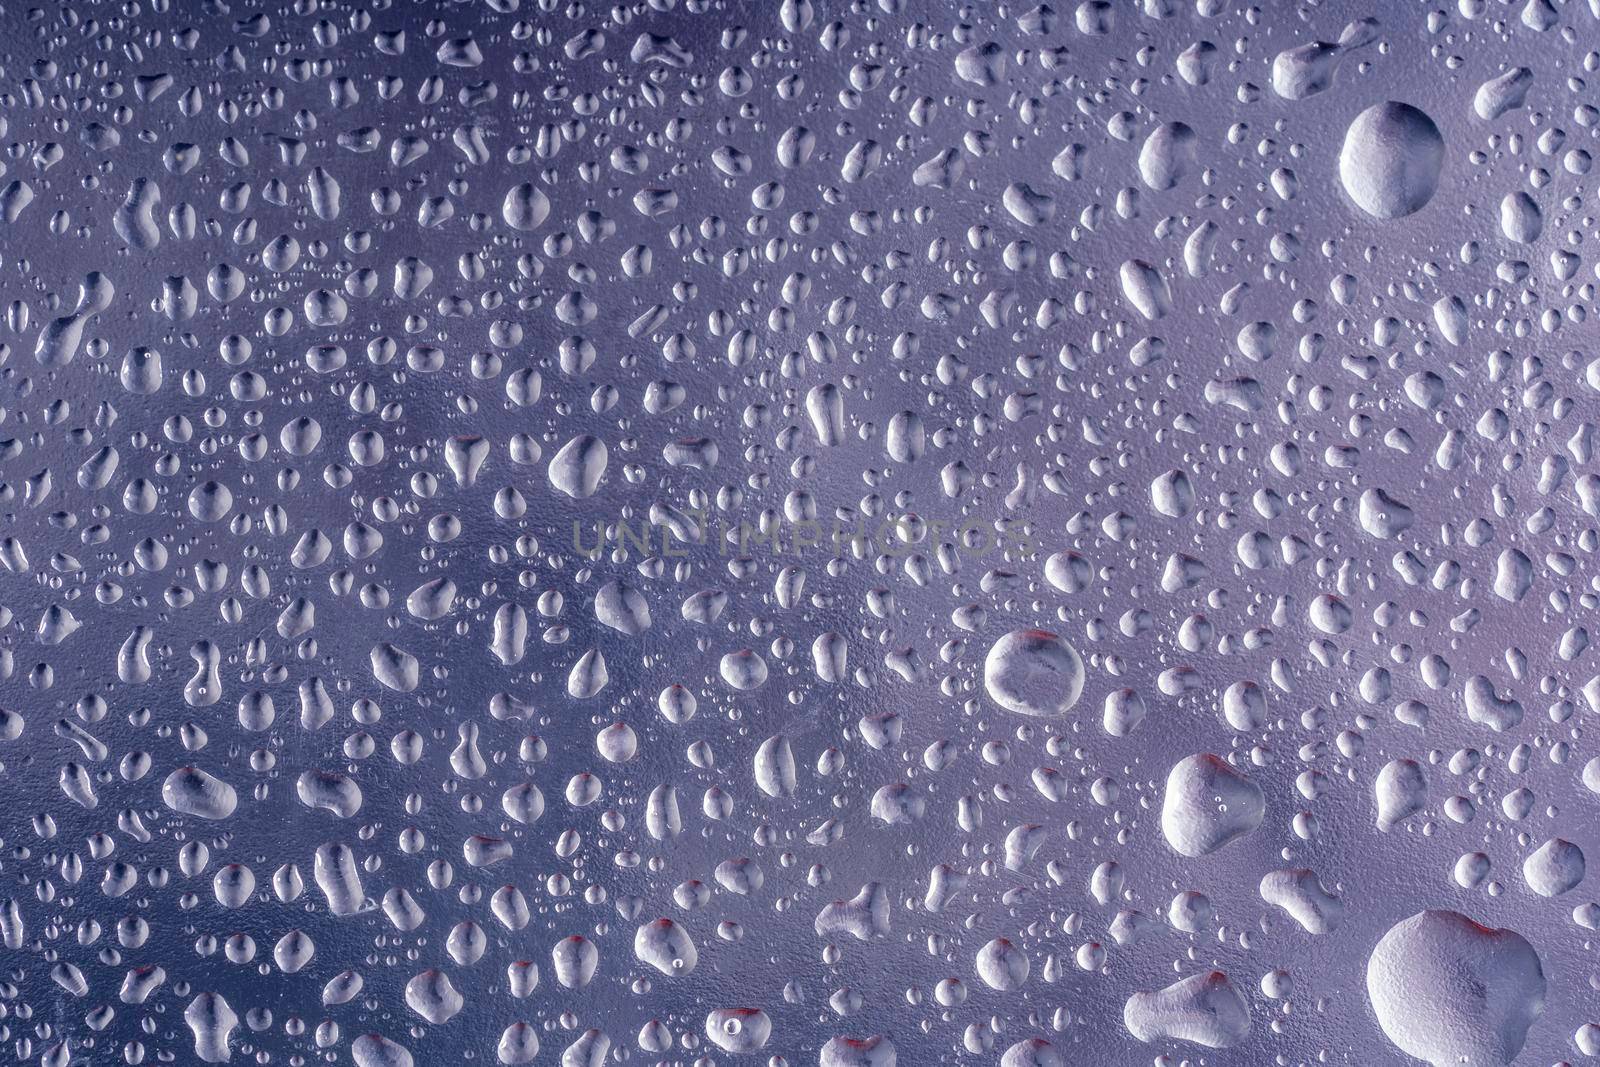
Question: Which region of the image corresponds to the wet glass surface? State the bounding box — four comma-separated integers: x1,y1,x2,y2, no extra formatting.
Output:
0,1,1594,1065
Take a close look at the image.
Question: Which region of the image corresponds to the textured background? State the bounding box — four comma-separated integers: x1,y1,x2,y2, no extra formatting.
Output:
0,0,1593,1064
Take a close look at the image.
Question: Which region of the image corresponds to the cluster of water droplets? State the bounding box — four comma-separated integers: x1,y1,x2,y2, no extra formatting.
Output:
3,0,1600,1064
